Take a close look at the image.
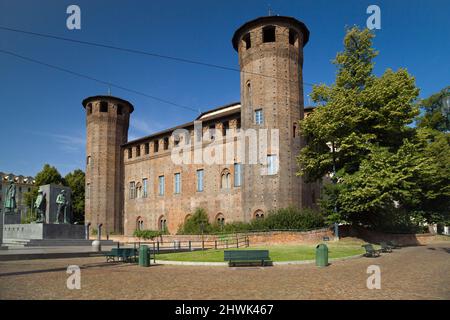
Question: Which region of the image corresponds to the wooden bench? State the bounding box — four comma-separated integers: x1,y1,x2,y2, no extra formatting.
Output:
105,248,138,263
380,242,393,253
362,244,381,257
224,250,270,267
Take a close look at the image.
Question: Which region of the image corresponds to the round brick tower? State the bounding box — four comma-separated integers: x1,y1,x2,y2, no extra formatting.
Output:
232,16,310,220
82,95,134,234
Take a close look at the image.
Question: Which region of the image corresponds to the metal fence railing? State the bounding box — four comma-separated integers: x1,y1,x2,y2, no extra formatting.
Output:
114,234,250,258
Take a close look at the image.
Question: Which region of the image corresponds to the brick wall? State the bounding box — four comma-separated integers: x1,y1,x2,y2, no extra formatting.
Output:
339,225,438,246
109,228,333,245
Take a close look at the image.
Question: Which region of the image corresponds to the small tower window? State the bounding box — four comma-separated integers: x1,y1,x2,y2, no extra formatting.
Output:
246,81,252,108
255,109,264,125
242,33,251,49
127,147,132,159
100,101,108,113
209,124,215,140
222,121,229,137
293,123,298,138
87,103,92,115
262,26,276,43
117,104,123,115
289,29,299,46
136,145,141,157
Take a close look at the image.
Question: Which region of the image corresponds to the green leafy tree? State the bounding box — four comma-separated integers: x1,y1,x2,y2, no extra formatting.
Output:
24,164,65,209
323,129,450,229
416,86,450,132
295,27,450,229
64,169,85,223
298,27,419,182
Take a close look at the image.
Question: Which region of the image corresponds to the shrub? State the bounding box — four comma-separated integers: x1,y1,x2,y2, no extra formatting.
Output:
21,211,36,224
177,207,326,234
178,208,212,234
133,229,163,240
263,207,325,230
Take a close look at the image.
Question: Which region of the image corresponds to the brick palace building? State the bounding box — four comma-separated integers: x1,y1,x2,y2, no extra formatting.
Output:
82,16,321,235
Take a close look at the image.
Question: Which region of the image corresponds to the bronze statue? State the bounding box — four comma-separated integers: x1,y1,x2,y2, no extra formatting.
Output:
55,190,68,224
34,188,46,223
4,180,17,214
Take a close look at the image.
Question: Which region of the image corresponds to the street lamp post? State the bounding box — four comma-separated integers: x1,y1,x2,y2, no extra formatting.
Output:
331,141,339,240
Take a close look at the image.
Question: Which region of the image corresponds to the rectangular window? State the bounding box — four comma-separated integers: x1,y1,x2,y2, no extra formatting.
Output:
144,143,149,154
234,163,242,187
163,137,169,150
154,140,159,153
136,145,141,157
267,155,278,175
117,104,123,115
196,169,204,192
255,109,263,125
158,176,165,195
86,183,91,199
222,121,229,137
174,173,181,194
263,26,276,43
209,124,215,140
127,148,132,159
129,181,136,199
142,178,148,198
243,33,251,49
100,101,108,113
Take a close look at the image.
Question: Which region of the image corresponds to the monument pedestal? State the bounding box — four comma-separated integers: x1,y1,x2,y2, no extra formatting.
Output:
4,223,85,240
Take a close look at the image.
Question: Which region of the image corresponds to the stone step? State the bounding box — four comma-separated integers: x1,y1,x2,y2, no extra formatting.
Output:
3,238,116,247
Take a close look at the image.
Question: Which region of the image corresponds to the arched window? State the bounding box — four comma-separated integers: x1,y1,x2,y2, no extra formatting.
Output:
246,81,252,108
293,122,297,138
159,216,167,232
221,169,231,189
136,182,142,198
254,210,265,219
215,213,225,226
136,216,144,231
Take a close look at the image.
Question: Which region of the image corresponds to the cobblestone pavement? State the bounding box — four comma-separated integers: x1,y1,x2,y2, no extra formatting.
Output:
0,243,448,299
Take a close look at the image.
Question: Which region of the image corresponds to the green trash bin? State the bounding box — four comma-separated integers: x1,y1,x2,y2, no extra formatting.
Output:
316,243,328,267
139,245,150,267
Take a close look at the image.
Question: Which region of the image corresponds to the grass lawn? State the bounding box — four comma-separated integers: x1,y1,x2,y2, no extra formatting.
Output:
155,240,370,262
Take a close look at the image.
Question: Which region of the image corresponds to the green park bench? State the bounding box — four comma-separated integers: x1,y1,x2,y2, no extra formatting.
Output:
224,250,270,267
105,248,138,263
387,240,400,248
380,242,393,253
362,244,381,257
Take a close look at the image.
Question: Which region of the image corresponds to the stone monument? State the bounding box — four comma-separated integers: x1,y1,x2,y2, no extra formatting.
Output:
1,180,17,248
3,184,84,242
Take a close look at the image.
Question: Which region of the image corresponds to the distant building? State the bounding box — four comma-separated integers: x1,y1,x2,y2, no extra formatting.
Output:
0,172,35,219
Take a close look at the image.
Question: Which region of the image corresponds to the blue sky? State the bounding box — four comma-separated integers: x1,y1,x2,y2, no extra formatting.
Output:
0,0,449,176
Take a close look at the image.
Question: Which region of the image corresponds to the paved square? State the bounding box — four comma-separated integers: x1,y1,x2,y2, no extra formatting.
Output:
0,243,448,299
